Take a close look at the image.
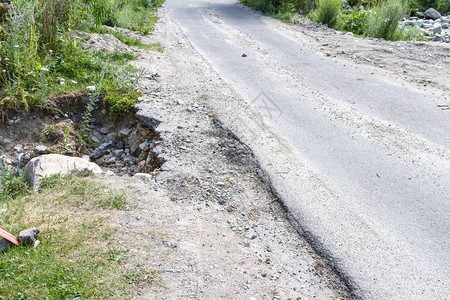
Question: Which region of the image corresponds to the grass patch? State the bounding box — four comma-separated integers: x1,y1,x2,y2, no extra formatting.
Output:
309,0,342,28
104,50,139,65
365,0,410,41
242,0,298,23
103,0,165,34
0,0,163,113
103,91,143,121
0,173,160,298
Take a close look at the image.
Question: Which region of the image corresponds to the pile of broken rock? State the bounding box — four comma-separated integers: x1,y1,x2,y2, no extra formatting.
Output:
401,8,450,42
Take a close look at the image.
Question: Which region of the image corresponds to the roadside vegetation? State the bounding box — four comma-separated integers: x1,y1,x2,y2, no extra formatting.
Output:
0,161,162,298
0,0,165,297
0,0,162,113
242,0,449,41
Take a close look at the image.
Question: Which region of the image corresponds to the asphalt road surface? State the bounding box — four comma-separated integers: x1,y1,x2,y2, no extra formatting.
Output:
165,0,450,298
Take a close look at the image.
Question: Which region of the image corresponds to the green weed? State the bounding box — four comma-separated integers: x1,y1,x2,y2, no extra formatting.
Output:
365,0,409,41
339,10,369,35
103,91,143,121
310,0,342,28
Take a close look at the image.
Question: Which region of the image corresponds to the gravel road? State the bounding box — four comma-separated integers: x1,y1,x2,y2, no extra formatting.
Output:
160,0,450,299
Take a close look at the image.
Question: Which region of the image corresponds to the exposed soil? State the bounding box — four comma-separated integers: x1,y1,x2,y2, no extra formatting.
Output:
0,94,163,175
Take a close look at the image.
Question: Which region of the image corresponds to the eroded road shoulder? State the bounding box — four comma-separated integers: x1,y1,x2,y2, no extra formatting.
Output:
108,7,354,300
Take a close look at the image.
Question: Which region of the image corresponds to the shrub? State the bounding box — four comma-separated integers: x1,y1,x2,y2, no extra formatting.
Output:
242,0,278,13
365,0,409,41
310,0,342,28
415,0,441,10
339,10,369,35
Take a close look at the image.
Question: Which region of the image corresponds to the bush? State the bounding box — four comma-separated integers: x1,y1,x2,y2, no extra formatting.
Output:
415,0,441,11
242,0,278,13
339,10,368,35
310,0,342,28
365,0,409,41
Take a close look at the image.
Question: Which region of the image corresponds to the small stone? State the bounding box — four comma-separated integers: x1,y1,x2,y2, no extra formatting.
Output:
18,227,39,245
34,145,48,155
99,127,109,135
185,138,192,143
113,149,124,157
90,143,110,160
115,140,125,149
86,85,96,92
105,170,116,176
242,53,247,57
107,132,118,141
13,144,22,152
137,215,142,220
139,141,149,151
414,11,424,18
119,128,133,138
218,199,225,205
0,136,4,145
424,8,441,20
0,238,12,252
432,25,442,34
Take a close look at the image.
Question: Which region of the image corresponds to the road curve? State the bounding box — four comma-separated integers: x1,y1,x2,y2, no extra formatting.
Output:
165,0,450,299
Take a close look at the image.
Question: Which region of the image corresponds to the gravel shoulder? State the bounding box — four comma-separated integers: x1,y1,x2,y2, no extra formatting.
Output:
273,15,450,95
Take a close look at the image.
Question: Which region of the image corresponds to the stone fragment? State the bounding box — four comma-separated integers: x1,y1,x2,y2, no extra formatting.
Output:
24,154,102,188
34,145,48,154
107,132,118,141
18,227,39,245
0,238,12,252
424,8,441,20
135,104,162,129
119,128,133,138
90,143,110,160
432,25,442,34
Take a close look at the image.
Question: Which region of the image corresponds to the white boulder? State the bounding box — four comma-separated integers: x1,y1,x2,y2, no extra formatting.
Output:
24,154,102,188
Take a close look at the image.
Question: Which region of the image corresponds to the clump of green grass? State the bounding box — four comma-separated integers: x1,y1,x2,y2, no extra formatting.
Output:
94,27,154,50
103,91,143,121
365,0,409,41
0,174,148,298
104,50,139,64
309,0,342,28
103,0,164,34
